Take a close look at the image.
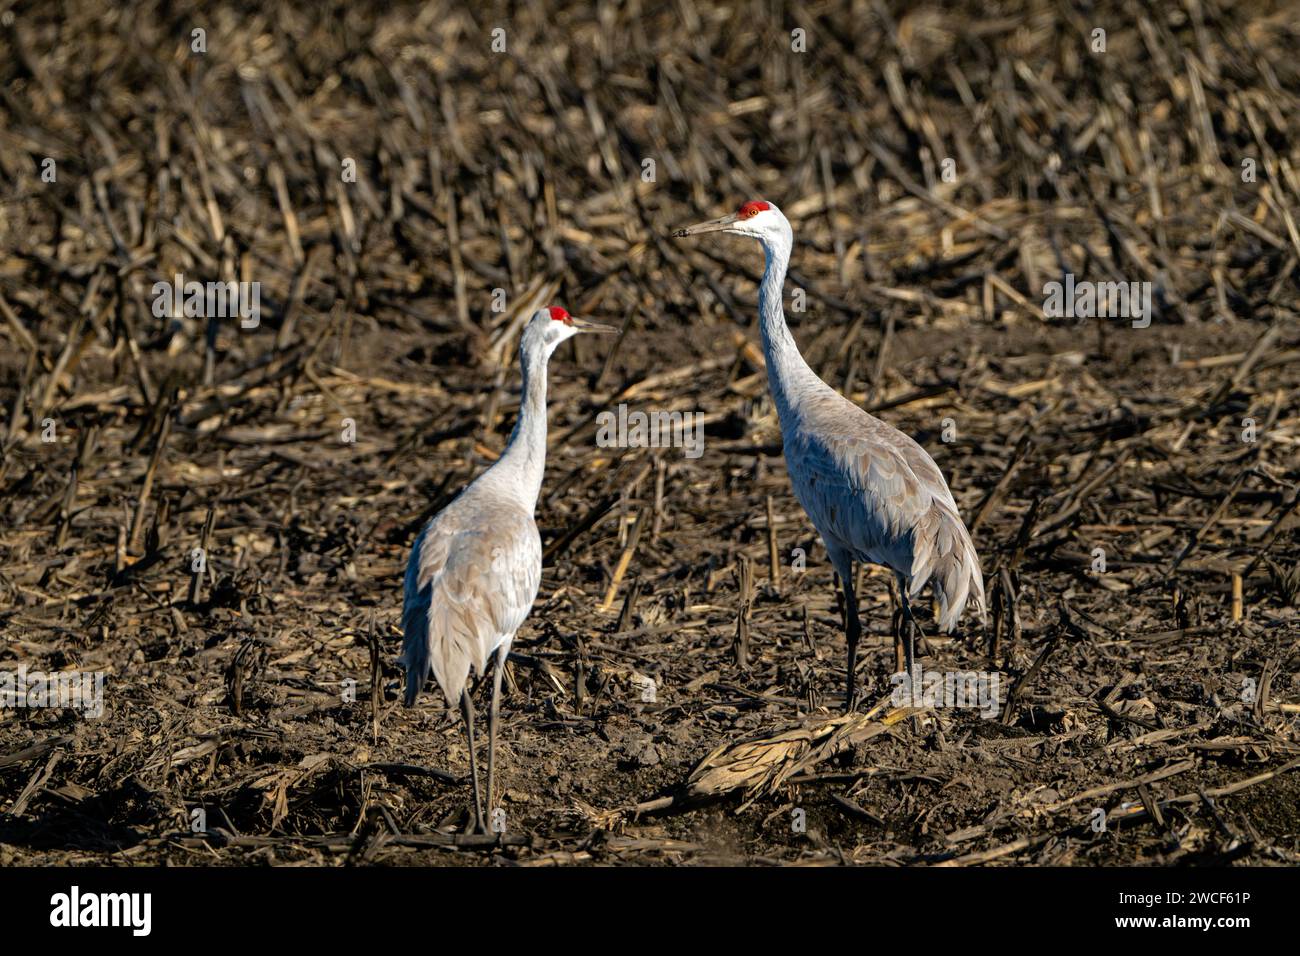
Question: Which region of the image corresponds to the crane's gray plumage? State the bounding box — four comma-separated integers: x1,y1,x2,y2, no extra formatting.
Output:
398,305,614,831
399,495,541,706
781,388,984,633
676,200,983,707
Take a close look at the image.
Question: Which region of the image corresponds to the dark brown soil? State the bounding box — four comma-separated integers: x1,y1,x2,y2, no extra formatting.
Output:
1,0,1299,866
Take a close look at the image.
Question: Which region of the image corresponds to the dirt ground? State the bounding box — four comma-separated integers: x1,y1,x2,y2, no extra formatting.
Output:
2,0,1299,866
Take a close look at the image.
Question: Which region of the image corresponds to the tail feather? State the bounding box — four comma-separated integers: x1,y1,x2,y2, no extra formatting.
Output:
910,500,985,632
397,605,433,706
396,642,429,707
399,600,483,707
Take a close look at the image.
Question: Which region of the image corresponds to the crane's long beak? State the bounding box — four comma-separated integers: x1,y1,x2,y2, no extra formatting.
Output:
571,317,618,334
672,213,738,238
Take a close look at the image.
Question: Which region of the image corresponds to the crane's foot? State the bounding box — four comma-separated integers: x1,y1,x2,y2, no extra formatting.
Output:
467,783,487,835
842,662,859,714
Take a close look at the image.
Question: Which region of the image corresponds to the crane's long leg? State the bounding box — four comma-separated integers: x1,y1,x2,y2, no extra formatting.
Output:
891,576,905,675
485,644,509,833
831,555,861,714
898,580,917,680
897,582,926,732
842,578,861,713
460,689,486,834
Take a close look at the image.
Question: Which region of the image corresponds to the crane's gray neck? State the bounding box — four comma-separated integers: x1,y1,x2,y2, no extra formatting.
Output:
758,229,820,423
488,344,549,509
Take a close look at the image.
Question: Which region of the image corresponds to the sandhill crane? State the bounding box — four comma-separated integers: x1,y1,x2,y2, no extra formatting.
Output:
674,200,984,712
399,306,615,832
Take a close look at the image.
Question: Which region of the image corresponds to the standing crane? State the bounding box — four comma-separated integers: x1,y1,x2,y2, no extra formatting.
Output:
675,201,984,712
399,306,615,832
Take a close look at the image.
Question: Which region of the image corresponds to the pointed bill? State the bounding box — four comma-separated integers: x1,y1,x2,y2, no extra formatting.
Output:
570,317,619,334
672,213,739,238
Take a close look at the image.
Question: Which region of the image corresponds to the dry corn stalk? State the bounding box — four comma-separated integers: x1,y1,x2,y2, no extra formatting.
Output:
685,700,925,802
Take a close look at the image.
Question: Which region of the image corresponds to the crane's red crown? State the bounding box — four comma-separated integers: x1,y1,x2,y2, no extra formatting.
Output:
548,306,573,325
738,200,771,219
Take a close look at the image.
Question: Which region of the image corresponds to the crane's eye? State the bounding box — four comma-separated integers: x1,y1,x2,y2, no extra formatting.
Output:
548,306,572,325
738,200,771,219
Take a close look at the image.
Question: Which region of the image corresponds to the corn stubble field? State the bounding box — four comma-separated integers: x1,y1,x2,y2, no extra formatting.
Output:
2,0,1299,867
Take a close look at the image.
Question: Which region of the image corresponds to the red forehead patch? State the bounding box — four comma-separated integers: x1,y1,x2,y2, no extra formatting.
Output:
548,306,572,324
738,200,771,219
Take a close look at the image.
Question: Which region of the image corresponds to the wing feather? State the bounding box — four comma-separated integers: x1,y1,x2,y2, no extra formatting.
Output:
399,497,541,705
782,391,984,630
